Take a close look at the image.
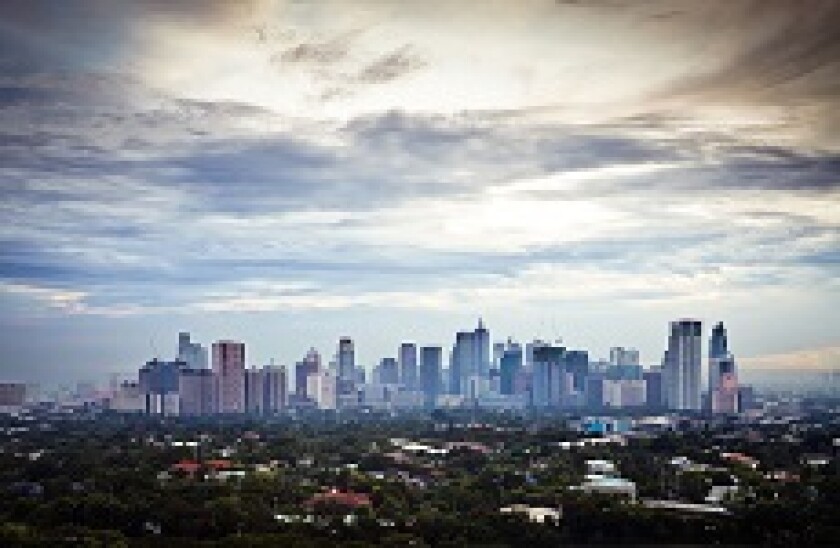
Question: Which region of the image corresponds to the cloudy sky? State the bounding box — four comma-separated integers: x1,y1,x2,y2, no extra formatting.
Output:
1,0,838,386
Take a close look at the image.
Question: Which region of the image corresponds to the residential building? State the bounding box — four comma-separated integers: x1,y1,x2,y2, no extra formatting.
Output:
212,340,245,413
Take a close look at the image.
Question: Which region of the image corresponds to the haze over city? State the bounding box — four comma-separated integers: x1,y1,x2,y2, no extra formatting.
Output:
1,0,839,387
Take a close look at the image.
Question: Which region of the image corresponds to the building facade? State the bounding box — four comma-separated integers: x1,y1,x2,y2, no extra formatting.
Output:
212,340,245,413
664,319,702,411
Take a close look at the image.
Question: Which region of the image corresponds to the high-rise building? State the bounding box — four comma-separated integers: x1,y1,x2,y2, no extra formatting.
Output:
643,367,664,409
338,337,355,382
565,350,590,393
450,319,491,398
420,346,442,409
295,348,320,400
0,382,26,408
178,332,208,369
603,379,647,408
245,367,265,414
179,368,215,416
708,322,734,394
474,318,490,379
212,340,245,413
245,364,287,415
307,369,337,410
663,319,702,411
139,358,185,415
709,322,739,414
610,347,640,367
399,342,418,389
531,345,565,408
263,365,287,413
377,357,399,384
493,342,506,369
499,343,523,395
451,331,472,396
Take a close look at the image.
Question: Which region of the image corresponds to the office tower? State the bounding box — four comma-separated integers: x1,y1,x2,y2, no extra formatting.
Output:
474,318,490,379
338,337,355,381
139,358,185,415
178,332,208,369
493,342,505,369
643,367,664,409
307,369,337,410
212,340,245,413
531,345,565,407
179,368,215,416
420,346,442,409
610,347,640,367
663,319,702,411
399,342,418,389
565,350,589,393
178,332,190,359
709,322,739,414
450,318,491,398
245,367,265,414
263,365,287,413
451,331,472,395
377,357,399,384
499,343,523,395
295,348,320,399
708,321,734,394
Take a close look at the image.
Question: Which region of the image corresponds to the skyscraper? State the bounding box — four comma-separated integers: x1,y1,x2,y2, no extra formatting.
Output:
399,342,418,389
263,365,287,413
474,318,490,379
244,367,265,414
451,331,473,396
212,340,245,413
377,357,399,384
178,332,208,369
531,345,565,408
139,358,185,415
295,348,320,400
338,337,355,381
708,321,733,394
663,319,702,411
420,346,442,409
709,322,739,414
499,343,522,396
179,368,215,416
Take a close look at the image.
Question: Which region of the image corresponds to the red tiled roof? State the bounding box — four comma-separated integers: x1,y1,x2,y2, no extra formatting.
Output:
305,490,372,509
205,459,233,470
171,460,201,474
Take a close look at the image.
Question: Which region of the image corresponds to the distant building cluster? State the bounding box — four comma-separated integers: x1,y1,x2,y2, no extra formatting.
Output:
100,319,754,416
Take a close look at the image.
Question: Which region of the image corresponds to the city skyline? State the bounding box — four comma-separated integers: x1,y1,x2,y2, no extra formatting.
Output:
1,1,839,385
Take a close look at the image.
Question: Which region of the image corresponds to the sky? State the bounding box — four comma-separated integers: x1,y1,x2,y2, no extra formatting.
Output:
1,0,838,387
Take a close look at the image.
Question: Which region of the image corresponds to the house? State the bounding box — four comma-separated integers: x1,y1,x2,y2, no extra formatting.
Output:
721,452,759,470
500,504,562,524
305,489,373,510
579,477,637,501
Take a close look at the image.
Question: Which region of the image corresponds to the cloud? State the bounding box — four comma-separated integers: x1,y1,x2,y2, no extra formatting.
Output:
740,345,840,370
356,45,427,84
